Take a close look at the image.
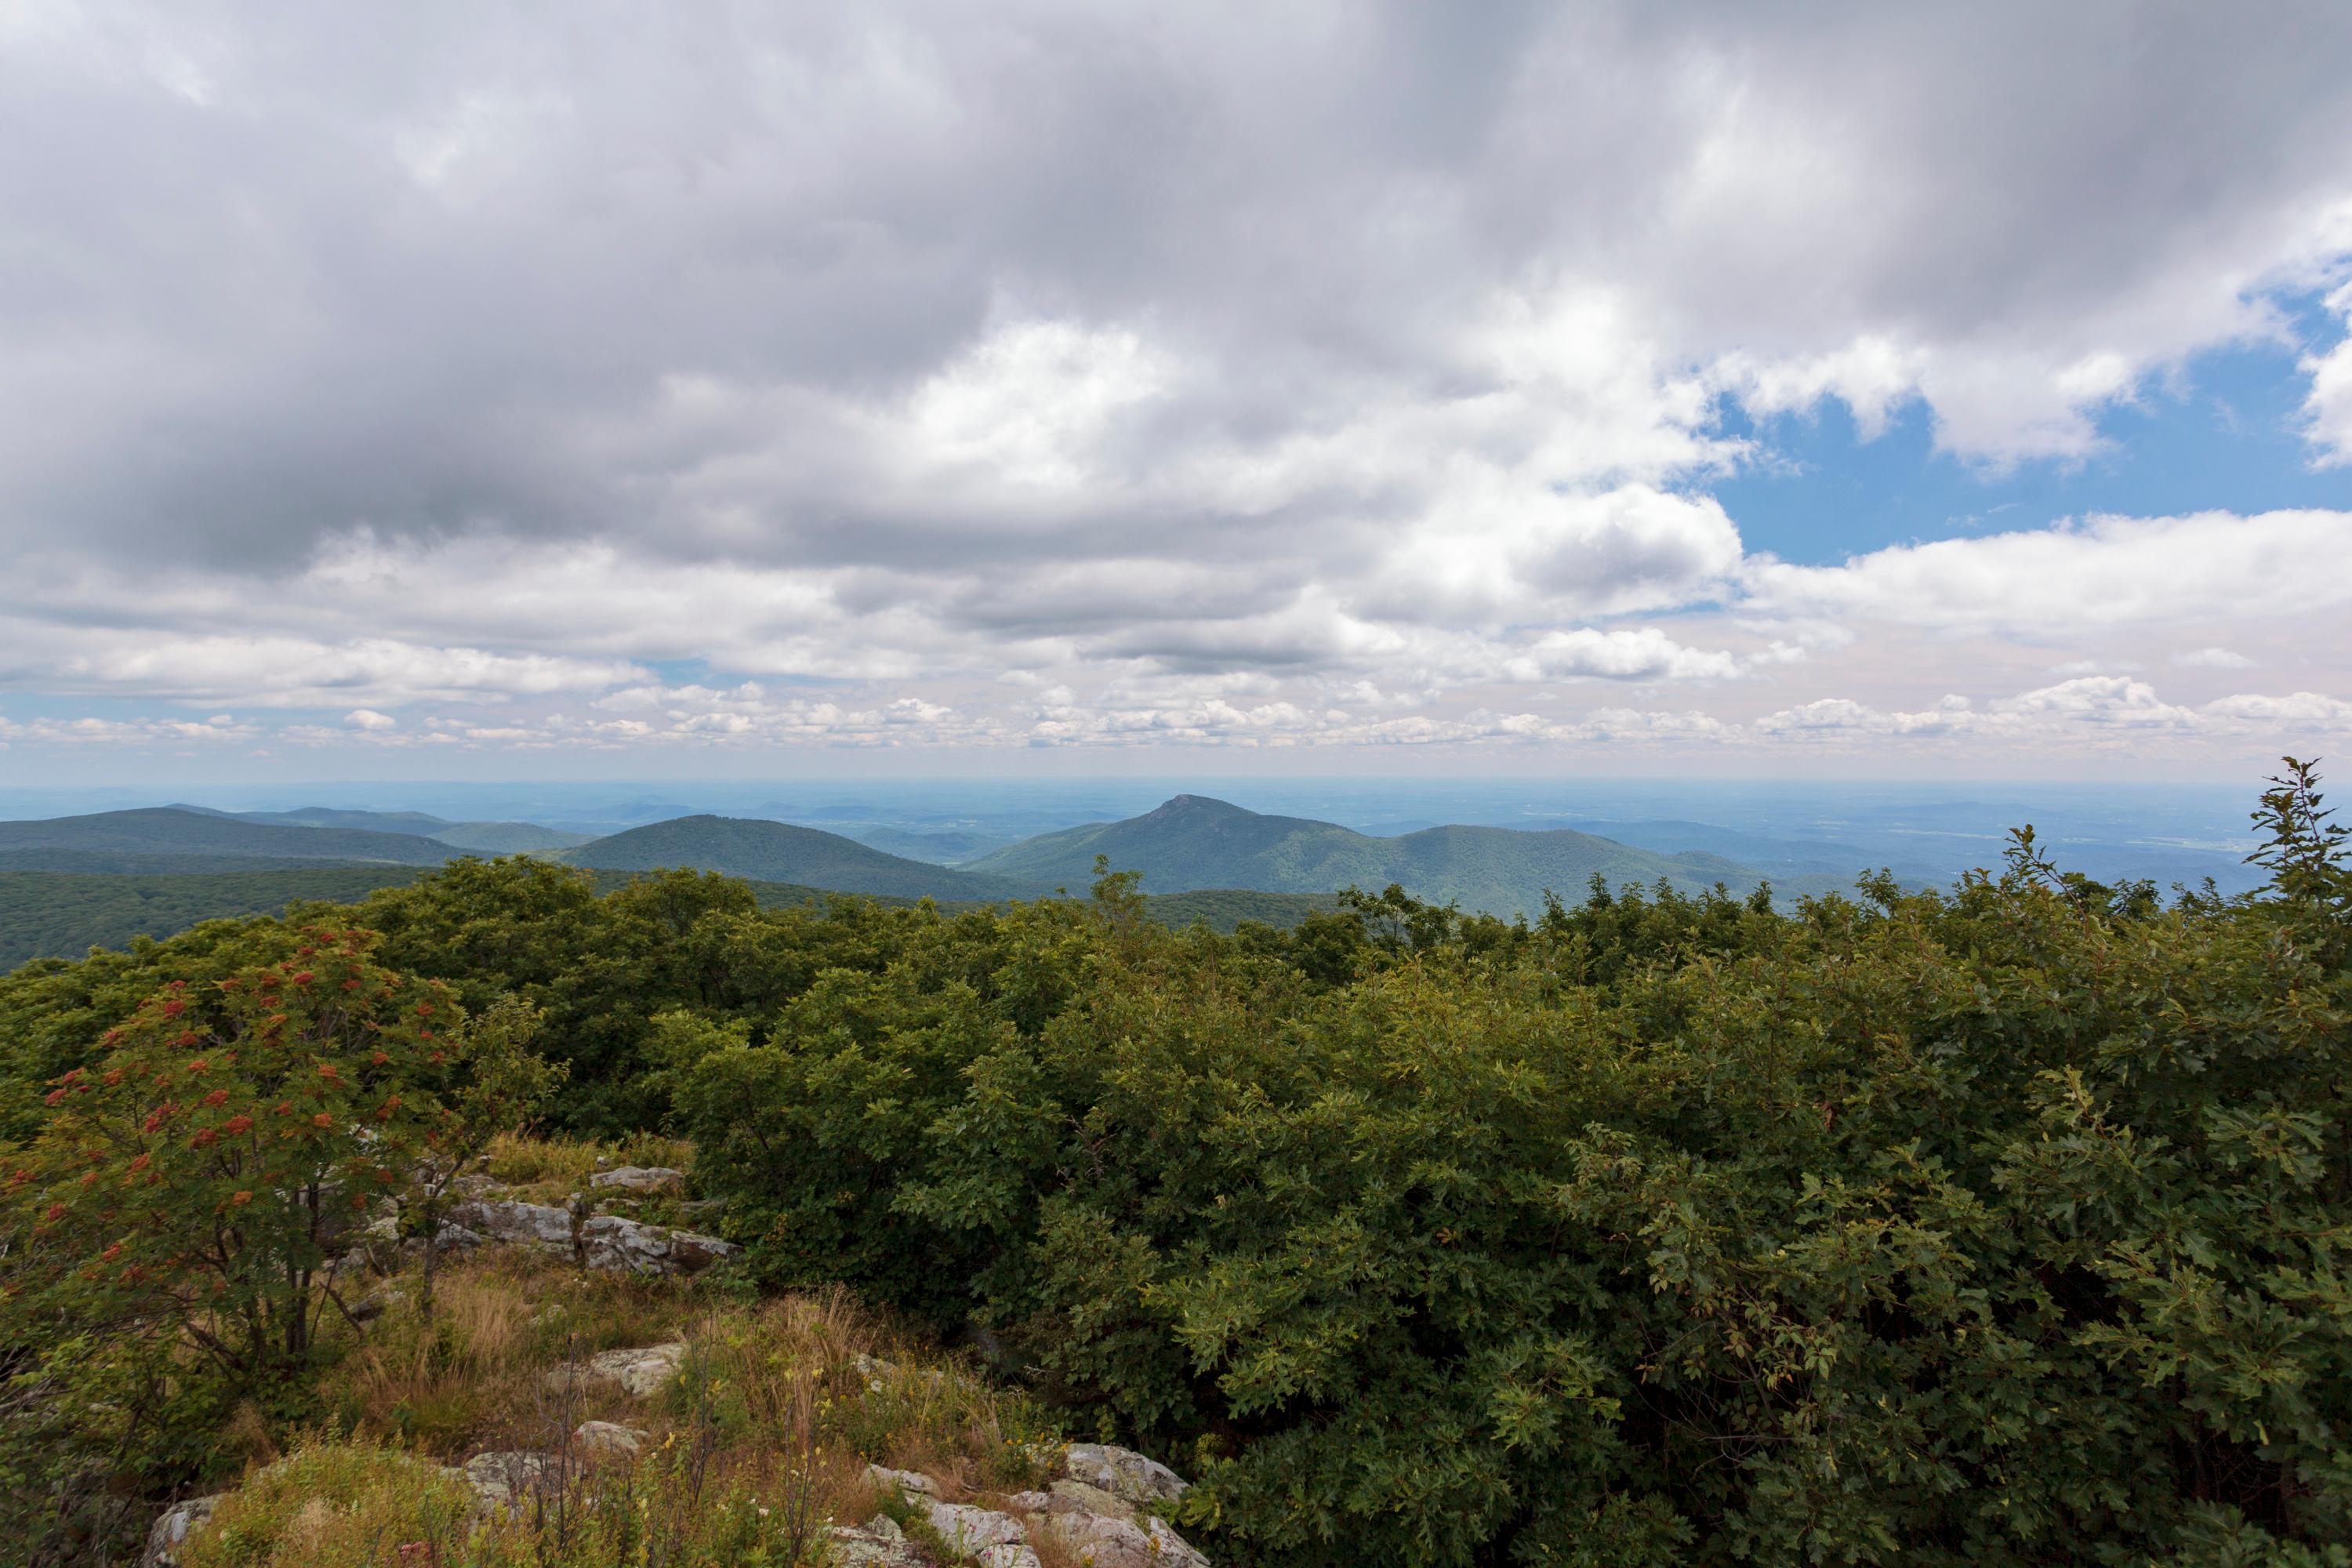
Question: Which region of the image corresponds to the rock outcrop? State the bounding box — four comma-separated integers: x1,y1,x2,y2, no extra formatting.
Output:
828,1514,927,1568
925,1499,1029,1555
578,1213,738,1275
542,1340,687,1399
573,1420,648,1456
865,1442,1209,1568
1064,1440,1191,1505
590,1165,686,1194
138,1494,221,1567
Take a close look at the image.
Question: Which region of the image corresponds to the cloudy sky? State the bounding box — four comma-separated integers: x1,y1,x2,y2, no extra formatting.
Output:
4,2,2350,782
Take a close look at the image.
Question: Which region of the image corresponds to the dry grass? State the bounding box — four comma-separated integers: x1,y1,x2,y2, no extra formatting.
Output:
203,1134,1076,1566
484,1131,696,1201
324,1249,711,1455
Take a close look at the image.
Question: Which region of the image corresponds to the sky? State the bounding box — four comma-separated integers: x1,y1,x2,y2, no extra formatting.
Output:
3,2,2351,785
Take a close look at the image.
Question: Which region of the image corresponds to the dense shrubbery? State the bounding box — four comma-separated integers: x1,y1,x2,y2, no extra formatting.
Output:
2,764,2348,1565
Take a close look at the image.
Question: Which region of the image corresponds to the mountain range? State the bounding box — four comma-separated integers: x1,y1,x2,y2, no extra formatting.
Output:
965,793,1809,915
558,815,1044,901
0,793,1864,967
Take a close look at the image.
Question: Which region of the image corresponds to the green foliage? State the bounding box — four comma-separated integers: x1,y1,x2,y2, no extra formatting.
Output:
182,1440,481,1568
0,806,456,866
5,765,2350,1565
3,924,458,1383
564,812,1045,899
658,768,2352,1566
0,866,425,971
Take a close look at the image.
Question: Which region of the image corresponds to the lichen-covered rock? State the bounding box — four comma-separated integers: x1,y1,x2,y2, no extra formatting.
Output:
1064,1442,1190,1504
827,1515,927,1568
543,1340,686,1398
662,1229,738,1272
578,1213,667,1272
863,1463,939,1496
400,1221,486,1261
1050,1479,1132,1519
590,1165,686,1194
1018,1481,1210,1568
463,1450,557,1509
450,1198,574,1249
139,1494,221,1566
576,1214,739,1274
574,1420,647,1455
926,1501,1028,1555
976,1547,1044,1568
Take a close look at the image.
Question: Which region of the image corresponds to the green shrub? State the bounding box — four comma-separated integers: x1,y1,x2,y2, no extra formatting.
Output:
182,1440,480,1568
664,764,2352,1566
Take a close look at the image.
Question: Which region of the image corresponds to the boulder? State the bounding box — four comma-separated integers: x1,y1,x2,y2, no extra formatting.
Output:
925,1501,1027,1556
462,1450,557,1510
827,1515,927,1568
1065,1442,1190,1504
400,1221,486,1261
578,1214,668,1272
1050,1479,1132,1519
977,1548,1044,1568
573,1420,647,1456
863,1464,939,1497
450,1198,574,1249
139,1494,222,1567
577,1214,739,1274
1016,1480,1210,1568
590,1165,686,1194
663,1229,738,1272
543,1340,686,1399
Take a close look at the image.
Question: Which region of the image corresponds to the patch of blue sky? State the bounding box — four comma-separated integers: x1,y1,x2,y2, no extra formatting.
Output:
1711,292,2352,567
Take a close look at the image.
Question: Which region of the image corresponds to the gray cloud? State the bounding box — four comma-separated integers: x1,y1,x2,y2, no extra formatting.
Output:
2,2,2350,764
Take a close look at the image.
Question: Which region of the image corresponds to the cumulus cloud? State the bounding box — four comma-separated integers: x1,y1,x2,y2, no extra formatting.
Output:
2304,282,2352,466
1741,510,2352,636
1,3,2349,768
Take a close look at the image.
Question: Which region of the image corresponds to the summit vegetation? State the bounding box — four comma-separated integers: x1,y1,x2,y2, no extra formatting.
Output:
1,762,2348,1566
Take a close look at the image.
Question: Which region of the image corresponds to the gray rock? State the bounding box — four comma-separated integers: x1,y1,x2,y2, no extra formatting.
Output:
1029,1504,1209,1568
574,1420,648,1455
401,1221,486,1261
544,1340,685,1399
976,1548,1044,1568
1020,1480,1210,1568
451,1198,574,1249
578,1214,669,1272
578,1214,739,1275
1064,1442,1191,1504
590,1165,686,1194
663,1229,739,1272
1050,1479,1134,1519
462,1450,556,1509
139,1494,221,1567
826,1519,926,1568
926,1501,1028,1555
863,1463,939,1496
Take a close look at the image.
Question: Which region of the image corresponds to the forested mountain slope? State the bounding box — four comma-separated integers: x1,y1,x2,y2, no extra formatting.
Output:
968,793,1813,914
564,814,1045,900
0,808,460,869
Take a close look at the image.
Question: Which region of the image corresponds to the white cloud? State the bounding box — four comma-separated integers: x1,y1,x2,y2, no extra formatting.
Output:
2303,282,2352,467
1742,510,2352,636
2172,647,2256,670
0,7,2348,770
